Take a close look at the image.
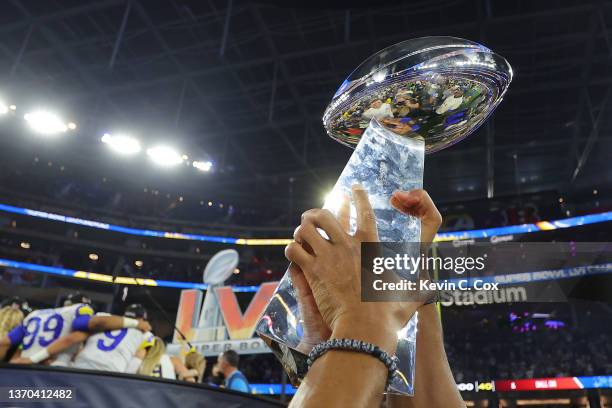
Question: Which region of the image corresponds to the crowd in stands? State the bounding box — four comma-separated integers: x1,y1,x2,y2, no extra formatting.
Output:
234,303,612,385
0,163,290,229
0,232,287,285
233,303,612,385
442,304,612,382
329,76,489,146
0,162,608,236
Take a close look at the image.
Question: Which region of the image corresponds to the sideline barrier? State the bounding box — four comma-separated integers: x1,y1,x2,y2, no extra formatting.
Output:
0,364,283,408
0,202,610,246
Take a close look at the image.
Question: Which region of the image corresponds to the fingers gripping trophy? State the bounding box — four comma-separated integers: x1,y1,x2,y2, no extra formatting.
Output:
256,37,512,395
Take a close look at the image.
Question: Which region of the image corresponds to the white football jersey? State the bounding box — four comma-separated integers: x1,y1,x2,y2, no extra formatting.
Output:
152,354,176,379
72,315,149,373
19,304,94,361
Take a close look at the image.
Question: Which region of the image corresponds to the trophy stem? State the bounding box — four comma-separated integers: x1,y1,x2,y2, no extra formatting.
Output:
322,119,424,242
257,118,425,395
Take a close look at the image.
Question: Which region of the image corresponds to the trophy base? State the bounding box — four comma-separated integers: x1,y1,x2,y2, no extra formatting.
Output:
258,333,308,387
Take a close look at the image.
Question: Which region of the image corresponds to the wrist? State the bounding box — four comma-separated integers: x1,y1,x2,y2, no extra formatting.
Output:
122,317,139,329
179,368,199,381
331,317,399,355
29,348,50,364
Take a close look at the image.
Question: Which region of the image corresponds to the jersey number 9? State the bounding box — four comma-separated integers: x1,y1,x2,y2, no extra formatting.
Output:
97,329,128,351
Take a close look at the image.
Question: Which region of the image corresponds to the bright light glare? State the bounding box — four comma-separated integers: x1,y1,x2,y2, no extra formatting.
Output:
67,122,77,130
101,133,141,155
372,69,387,83
146,145,183,167
24,110,68,134
323,189,346,212
0,102,8,114
397,315,418,339
193,160,213,172
322,189,356,235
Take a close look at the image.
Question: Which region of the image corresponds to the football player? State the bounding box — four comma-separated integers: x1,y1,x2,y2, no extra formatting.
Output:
11,304,153,373
0,292,151,364
71,304,153,373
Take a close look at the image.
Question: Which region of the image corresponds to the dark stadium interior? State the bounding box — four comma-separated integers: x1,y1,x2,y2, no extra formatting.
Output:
0,1,611,407
0,0,610,222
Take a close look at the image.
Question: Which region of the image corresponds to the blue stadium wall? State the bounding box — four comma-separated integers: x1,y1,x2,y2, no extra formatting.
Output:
0,364,283,408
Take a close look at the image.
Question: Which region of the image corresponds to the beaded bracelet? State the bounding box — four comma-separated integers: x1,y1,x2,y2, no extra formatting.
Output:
306,338,399,388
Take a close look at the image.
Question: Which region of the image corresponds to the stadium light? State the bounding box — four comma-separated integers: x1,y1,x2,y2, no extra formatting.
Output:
193,160,213,172
24,110,69,135
101,133,141,155
146,145,183,167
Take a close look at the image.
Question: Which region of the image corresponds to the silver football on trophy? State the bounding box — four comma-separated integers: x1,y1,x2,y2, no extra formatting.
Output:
323,36,512,154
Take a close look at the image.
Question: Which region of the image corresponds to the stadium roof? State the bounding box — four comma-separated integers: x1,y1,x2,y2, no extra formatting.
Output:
0,0,610,215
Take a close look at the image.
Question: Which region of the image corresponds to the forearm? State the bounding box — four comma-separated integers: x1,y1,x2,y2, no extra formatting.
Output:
88,315,136,332
125,357,143,374
389,304,464,408
11,332,88,364
9,349,22,362
0,336,11,359
0,345,8,360
48,332,88,356
290,320,398,408
88,315,120,331
171,356,193,381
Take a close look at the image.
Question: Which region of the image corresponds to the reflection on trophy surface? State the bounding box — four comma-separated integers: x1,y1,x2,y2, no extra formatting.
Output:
257,36,512,395
323,37,512,153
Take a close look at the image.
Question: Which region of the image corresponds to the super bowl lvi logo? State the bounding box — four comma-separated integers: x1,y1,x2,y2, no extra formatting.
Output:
172,250,278,355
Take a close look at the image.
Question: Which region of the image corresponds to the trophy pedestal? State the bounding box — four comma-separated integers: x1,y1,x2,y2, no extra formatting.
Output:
256,119,424,395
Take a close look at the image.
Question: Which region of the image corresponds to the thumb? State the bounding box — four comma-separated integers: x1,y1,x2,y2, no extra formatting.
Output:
390,189,442,245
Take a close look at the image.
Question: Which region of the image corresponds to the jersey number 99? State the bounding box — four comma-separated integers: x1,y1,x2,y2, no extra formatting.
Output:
23,314,64,350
